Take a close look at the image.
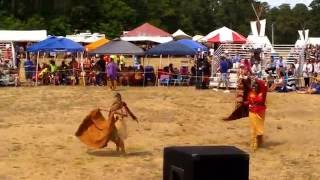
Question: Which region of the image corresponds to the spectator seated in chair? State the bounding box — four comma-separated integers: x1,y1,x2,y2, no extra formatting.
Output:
268,71,287,92
297,75,320,94
132,65,144,86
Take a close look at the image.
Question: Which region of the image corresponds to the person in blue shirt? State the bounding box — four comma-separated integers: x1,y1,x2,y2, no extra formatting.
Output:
214,56,230,92
24,57,34,85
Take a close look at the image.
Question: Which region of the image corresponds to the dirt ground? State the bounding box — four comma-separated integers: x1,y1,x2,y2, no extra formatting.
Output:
0,86,319,180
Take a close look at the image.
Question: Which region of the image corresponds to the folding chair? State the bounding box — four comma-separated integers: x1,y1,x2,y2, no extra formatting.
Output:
159,74,170,86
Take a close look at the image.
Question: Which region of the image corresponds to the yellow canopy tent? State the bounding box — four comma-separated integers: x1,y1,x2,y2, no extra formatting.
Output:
85,38,109,52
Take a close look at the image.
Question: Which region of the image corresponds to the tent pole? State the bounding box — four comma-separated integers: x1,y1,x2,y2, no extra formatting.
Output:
11,42,16,69
142,55,145,66
143,56,145,87
35,51,40,86
80,52,85,86
157,55,162,87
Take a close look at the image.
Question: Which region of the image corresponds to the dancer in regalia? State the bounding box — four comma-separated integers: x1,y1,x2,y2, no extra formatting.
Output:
75,93,138,153
246,79,267,151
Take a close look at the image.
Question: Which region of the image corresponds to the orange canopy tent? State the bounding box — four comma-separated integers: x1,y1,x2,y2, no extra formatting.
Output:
85,37,109,52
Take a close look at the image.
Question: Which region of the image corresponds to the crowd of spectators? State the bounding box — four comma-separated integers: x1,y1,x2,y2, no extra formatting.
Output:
19,54,153,89
213,48,320,95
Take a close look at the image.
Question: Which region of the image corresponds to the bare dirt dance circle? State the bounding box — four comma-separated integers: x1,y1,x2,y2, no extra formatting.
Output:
0,86,319,179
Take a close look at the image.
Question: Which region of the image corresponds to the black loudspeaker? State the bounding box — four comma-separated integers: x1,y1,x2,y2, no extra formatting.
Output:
163,146,249,180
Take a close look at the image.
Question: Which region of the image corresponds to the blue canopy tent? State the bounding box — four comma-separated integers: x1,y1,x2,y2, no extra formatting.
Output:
145,40,197,67
145,41,197,56
27,36,84,52
177,39,208,52
26,36,57,52
145,41,197,86
27,36,84,85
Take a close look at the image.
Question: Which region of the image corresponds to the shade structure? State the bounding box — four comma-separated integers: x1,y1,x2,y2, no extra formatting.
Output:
85,38,109,52
90,39,144,55
27,36,56,52
121,23,173,43
66,33,105,43
145,41,197,56
246,35,274,52
172,29,191,40
203,27,247,44
193,35,205,42
0,30,47,42
82,35,106,43
177,39,208,52
27,36,84,52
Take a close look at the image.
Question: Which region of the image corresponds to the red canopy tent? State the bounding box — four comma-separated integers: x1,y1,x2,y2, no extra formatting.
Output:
204,27,247,44
121,23,173,43
125,23,171,37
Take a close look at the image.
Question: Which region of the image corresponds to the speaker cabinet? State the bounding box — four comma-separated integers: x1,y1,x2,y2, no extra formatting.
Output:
163,146,249,180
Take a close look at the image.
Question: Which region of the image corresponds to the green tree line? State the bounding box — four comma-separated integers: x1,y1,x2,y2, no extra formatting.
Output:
0,0,320,44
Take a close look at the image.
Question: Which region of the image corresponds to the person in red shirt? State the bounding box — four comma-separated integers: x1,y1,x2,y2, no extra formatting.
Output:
245,79,267,152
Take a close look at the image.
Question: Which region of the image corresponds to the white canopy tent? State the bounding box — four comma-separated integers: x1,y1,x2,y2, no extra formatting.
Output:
246,35,274,52
66,33,105,43
120,36,173,44
0,30,47,42
202,26,247,43
0,30,48,69
192,35,205,42
306,38,320,45
172,29,191,40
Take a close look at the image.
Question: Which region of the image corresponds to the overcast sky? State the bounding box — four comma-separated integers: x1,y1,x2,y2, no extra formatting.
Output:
260,0,313,7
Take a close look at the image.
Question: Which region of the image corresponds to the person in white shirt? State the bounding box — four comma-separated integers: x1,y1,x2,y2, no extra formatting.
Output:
302,60,313,87
251,61,262,78
276,56,286,69
314,60,320,75
294,59,300,75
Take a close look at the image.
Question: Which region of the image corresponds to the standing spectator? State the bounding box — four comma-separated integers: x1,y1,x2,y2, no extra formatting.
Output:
302,60,313,87
226,54,233,70
95,55,106,86
314,59,320,75
119,55,125,71
59,61,69,85
69,57,80,85
232,53,241,68
202,58,211,87
190,63,196,85
15,54,21,69
294,59,300,76
24,56,34,86
213,56,230,93
106,57,118,90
